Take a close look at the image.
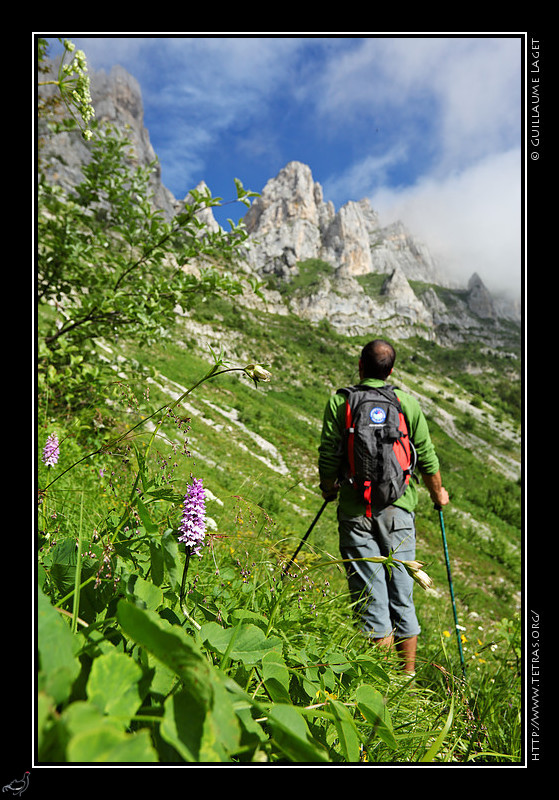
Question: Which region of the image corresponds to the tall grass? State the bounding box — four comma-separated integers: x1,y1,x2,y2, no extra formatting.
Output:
37,352,521,764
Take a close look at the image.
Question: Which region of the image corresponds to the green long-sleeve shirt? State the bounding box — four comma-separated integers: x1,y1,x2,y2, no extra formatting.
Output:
318,377,440,516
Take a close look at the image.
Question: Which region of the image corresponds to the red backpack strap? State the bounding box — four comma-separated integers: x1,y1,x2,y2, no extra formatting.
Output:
363,481,373,518
344,397,356,478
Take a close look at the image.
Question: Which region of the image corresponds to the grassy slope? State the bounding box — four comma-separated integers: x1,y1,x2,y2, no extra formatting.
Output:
110,286,521,668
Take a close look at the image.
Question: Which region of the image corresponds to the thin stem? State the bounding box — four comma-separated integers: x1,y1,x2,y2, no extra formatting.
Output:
71,492,85,633
55,575,96,608
179,546,201,630
41,364,246,492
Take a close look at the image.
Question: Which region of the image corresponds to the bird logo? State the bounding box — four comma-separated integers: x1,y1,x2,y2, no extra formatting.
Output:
2,772,30,797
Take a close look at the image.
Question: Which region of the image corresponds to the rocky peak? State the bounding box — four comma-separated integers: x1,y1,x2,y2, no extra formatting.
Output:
467,272,497,320
245,161,332,233
243,161,333,279
322,200,374,277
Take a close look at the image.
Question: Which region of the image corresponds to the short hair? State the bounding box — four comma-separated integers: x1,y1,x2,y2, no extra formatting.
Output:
360,339,396,380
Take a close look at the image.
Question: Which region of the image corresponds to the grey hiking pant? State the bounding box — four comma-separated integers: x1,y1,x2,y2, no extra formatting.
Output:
338,505,421,640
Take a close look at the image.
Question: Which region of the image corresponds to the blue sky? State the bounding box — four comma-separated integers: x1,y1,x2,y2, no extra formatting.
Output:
44,35,524,300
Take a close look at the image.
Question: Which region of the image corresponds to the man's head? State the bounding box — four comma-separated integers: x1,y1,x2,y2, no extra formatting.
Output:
359,339,396,380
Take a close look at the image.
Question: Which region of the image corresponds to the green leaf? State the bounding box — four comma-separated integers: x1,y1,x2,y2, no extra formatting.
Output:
355,684,398,749
201,621,283,666
125,573,164,611
354,654,391,684
149,537,165,586
66,723,126,762
63,700,158,762
161,674,240,763
261,651,291,704
37,588,81,705
328,698,361,762
117,601,212,702
419,697,454,762
136,497,158,534
267,704,329,763
103,729,159,763
86,651,142,722
66,723,157,763
161,529,182,591
117,601,241,762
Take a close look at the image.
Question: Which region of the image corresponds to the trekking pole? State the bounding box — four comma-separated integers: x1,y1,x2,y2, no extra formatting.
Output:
435,504,466,679
282,499,329,577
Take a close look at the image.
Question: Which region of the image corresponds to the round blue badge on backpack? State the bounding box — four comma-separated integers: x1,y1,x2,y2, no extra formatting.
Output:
370,407,386,423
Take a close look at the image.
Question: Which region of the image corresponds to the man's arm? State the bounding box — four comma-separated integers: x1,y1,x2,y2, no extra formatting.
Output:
421,470,450,507
318,393,345,501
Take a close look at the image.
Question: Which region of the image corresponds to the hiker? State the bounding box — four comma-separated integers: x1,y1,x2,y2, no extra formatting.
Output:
318,339,449,674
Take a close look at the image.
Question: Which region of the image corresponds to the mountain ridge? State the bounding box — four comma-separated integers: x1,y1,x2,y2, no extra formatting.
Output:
38,60,521,345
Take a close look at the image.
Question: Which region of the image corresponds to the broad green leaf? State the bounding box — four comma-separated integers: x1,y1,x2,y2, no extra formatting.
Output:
66,723,157,763
201,621,282,666
117,601,212,703
62,700,109,737
66,724,125,762
355,684,397,749
103,729,158,762
125,573,164,611
161,529,181,590
326,651,354,675
136,497,158,534
117,601,241,762
149,538,164,586
86,651,142,722
267,704,329,763
199,674,241,761
261,651,291,703
37,691,53,758
328,698,361,762
161,675,240,763
160,688,205,762
47,539,80,596
354,654,391,684
231,608,269,630
37,588,81,705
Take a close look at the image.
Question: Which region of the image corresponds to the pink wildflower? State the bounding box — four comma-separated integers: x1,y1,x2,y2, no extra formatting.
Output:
178,478,207,556
42,433,60,467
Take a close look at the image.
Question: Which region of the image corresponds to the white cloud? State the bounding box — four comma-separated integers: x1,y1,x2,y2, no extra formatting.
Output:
312,37,521,170
366,148,522,298
312,37,522,299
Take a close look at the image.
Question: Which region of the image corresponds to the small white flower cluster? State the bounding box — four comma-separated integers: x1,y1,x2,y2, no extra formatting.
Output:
60,39,95,140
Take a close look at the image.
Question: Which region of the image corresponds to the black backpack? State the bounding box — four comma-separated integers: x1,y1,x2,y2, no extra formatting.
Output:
337,384,417,515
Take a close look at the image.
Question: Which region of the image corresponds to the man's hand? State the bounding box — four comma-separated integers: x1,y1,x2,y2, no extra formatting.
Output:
320,478,339,502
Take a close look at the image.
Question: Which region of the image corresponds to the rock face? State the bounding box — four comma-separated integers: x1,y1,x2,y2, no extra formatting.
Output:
244,162,334,278
39,61,178,217
467,272,497,320
39,60,520,345
241,160,519,343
